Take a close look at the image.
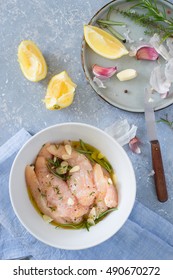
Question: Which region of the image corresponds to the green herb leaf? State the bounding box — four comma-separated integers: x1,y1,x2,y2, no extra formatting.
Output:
54,207,117,231
79,139,113,173
75,149,92,154
157,115,173,128
96,7,126,42
116,0,173,40
97,19,126,26
95,207,117,222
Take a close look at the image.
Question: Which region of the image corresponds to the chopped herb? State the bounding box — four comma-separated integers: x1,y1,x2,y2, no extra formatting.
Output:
54,186,60,194
49,206,56,212
89,191,95,196
47,182,52,188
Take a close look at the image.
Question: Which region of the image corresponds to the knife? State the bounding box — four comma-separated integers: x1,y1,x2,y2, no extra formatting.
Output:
144,88,168,202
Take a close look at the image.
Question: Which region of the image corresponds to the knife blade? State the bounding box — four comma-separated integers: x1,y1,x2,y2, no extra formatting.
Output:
144,88,168,202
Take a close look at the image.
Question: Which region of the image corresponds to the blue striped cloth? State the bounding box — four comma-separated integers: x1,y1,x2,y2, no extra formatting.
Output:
0,129,173,260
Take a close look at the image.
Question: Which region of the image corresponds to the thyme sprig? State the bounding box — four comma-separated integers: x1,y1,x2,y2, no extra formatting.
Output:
127,0,173,26
118,0,173,40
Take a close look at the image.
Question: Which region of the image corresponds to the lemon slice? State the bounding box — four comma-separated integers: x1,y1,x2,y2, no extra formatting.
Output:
84,25,129,59
44,71,77,110
18,40,47,82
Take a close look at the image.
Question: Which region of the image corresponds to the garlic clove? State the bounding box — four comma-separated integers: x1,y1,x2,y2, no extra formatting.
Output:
116,69,137,81
69,165,80,173
62,154,71,160
92,64,117,79
129,137,141,154
42,215,53,223
65,144,72,155
136,46,159,60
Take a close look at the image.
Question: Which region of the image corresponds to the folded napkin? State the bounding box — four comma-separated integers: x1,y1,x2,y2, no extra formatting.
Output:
0,128,173,260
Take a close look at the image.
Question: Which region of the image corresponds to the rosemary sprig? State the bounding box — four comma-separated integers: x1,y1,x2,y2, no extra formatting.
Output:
157,114,173,129
75,149,92,154
79,139,113,173
55,222,85,230
97,6,126,42
46,162,66,180
97,19,125,26
95,207,117,222
55,207,117,231
46,159,72,181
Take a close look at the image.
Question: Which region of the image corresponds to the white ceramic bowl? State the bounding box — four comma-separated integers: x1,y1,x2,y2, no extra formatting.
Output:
9,122,136,250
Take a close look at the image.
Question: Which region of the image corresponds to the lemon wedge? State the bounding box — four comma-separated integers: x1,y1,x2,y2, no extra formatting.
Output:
18,40,47,82
84,25,129,59
44,71,77,110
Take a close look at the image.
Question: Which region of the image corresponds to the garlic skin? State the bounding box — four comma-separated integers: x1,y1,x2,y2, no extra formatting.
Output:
92,64,117,79
136,46,159,60
93,76,106,88
165,57,173,83
166,38,173,57
149,34,171,61
105,119,137,147
150,65,171,94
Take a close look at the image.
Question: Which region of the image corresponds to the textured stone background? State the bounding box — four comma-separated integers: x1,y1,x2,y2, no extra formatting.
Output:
0,0,173,223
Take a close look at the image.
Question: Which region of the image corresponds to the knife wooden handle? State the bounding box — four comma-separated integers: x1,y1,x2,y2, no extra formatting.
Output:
151,140,168,202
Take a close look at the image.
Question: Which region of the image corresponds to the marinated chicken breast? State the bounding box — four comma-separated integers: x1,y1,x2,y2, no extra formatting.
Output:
25,141,118,227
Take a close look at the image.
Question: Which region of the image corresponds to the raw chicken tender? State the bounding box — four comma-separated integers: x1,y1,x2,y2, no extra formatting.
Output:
93,163,118,216
47,144,97,206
